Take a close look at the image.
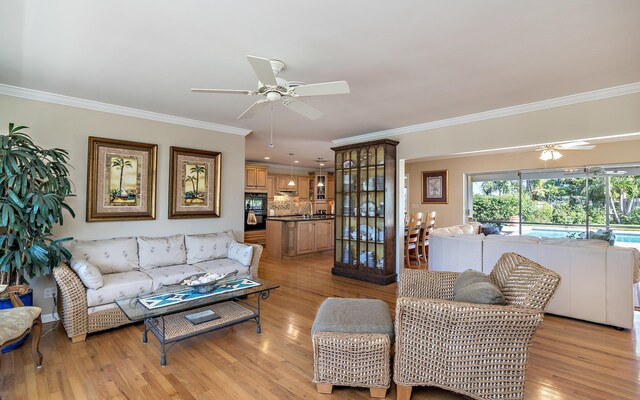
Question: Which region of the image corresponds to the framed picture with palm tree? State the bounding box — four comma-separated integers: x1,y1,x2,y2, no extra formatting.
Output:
86,137,157,221
168,146,221,219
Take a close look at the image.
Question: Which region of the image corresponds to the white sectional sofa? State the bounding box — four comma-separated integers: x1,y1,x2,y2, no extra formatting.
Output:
428,223,640,329
53,230,263,342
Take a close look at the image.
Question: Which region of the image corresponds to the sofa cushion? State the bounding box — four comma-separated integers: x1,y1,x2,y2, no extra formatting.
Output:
70,260,104,290
137,234,187,270
453,269,505,305
185,230,235,264
459,224,477,235
194,258,249,277
485,235,540,244
538,237,609,249
86,271,154,307
433,226,464,236
68,237,139,274
228,241,254,268
144,264,206,291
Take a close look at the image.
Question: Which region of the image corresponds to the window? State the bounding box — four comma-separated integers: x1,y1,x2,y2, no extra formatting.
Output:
467,164,640,247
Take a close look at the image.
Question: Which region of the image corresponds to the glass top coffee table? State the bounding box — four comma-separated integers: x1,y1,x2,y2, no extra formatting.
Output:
115,277,279,366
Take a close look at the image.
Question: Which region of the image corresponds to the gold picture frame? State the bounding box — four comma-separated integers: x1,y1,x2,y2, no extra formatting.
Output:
421,170,448,204
86,137,157,221
169,146,222,219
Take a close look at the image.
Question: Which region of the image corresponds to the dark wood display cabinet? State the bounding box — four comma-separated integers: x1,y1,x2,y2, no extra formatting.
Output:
331,139,398,285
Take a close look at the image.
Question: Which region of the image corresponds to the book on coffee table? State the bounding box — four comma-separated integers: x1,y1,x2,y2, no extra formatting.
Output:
185,309,221,325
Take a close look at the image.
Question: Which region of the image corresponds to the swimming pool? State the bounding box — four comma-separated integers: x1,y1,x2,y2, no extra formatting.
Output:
525,228,640,243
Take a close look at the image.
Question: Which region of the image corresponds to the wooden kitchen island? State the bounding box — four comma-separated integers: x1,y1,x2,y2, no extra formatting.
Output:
266,216,334,259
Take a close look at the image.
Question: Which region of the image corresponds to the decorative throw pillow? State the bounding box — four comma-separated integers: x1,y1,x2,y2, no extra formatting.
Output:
70,260,104,290
459,224,477,235
228,241,254,268
578,229,613,244
481,224,501,236
185,230,235,264
137,235,186,270
453,269,505,305
68,237,139,274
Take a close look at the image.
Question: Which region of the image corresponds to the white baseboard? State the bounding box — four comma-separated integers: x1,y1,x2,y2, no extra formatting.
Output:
42,313,60,324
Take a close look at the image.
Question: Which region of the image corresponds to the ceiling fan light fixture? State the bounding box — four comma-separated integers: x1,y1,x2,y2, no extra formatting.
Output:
540,149,562,161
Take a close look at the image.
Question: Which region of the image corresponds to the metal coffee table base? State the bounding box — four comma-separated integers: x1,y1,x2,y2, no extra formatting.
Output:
142,292,270,366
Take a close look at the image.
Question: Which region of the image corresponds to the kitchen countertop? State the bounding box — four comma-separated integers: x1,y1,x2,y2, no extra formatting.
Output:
267,214,335,222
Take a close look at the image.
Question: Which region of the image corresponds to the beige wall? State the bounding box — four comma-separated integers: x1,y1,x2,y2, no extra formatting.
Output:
406,138,640,229
0,95,246,312
396,92,640,161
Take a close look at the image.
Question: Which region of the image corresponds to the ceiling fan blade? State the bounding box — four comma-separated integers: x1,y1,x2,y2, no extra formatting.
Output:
283,99,324,120
237,100,269,119
191,88,255,95
557,140,589,148
292,81,350,97
247,55,278,86
562,145,595,150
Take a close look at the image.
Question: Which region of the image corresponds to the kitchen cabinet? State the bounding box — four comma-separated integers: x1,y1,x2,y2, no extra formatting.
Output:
244,230,266,247
267,176,275,199
327,176,335,200
314,219,334,251
296,221,315,254
331,139,399,285
276,176,295,191
298,177,309,200
266,217,335,259
245,165,268,192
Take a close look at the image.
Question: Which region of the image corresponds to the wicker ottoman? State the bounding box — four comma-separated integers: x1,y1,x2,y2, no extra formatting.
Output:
312,298,394,398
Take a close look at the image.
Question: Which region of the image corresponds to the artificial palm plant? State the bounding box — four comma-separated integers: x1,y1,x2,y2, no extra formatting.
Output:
0,123,75,286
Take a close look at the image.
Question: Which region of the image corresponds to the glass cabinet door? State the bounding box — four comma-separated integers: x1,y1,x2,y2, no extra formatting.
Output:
333,142,394,279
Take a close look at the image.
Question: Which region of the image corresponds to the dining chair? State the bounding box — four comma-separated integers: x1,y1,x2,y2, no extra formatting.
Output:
418,211,437,264
404,225,421,268
408,212,424,229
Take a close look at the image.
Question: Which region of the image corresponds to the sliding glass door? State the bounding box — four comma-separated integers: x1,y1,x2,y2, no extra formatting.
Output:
468,164,640,247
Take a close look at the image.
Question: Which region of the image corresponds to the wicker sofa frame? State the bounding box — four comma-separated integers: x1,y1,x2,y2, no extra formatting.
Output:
394,252,561,400
53,243,263,343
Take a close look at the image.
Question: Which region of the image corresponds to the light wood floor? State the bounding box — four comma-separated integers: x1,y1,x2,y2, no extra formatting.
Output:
2,253,639,399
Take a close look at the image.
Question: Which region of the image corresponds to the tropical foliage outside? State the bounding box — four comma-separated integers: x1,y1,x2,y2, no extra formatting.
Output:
472,176,640,227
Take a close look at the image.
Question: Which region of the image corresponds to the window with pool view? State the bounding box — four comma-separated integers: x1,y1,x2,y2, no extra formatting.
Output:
468,165,640,248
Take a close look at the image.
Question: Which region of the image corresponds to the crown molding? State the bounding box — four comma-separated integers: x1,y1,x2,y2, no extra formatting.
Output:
332,82,640,145
0,84,252,136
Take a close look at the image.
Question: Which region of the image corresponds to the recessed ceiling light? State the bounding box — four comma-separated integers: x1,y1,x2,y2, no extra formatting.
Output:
264,156,270,160
294,160,299,163
320,163,325,166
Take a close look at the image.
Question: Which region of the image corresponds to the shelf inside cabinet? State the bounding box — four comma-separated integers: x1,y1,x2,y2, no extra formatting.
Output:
331,139,398,285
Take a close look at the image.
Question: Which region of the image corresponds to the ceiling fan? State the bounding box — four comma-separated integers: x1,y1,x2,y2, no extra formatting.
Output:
191,55,350,120
535,141,595,161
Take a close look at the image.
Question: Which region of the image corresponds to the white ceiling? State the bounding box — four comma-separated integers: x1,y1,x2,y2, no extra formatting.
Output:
1,0,639,167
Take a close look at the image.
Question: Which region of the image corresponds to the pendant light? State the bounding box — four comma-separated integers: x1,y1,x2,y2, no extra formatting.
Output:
317,162,325,187
288,153,296,186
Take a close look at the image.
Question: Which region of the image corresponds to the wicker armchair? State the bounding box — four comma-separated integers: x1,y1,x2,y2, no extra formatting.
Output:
394,252,561,400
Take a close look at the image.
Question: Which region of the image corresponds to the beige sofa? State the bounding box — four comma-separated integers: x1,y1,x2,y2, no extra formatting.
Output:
428,222,640,329
53,230,263,342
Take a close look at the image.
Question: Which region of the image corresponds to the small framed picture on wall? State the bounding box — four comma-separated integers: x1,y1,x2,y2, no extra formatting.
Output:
421,170,448,204
86,137,157,221
168,146,222,219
